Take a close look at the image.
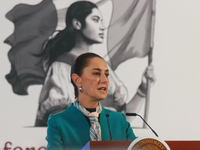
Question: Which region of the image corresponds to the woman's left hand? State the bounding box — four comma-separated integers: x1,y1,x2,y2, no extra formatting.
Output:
140,64,156,90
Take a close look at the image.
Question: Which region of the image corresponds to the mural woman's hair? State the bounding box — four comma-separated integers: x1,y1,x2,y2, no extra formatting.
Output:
42,1,98,69
71,52,104,99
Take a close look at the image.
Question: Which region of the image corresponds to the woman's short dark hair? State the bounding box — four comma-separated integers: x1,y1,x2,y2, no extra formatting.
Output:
42,1,98,69
71,52,104,99
66,1,97,29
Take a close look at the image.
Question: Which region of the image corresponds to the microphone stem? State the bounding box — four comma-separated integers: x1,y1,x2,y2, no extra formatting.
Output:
126,113,159,137
137,114,158,137
106,115,113,141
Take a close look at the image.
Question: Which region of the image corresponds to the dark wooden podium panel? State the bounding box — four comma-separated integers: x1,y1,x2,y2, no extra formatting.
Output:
82,140,200,150
166,141,200,150
82,141,131,150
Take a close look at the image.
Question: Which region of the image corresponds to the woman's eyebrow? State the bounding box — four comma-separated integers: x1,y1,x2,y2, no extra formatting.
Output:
92,68,109,72
92,15,100,20
92,68,101,71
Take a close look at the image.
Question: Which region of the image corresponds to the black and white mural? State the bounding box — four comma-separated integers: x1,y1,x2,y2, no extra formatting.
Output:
1,0,200,149
3,0,156,126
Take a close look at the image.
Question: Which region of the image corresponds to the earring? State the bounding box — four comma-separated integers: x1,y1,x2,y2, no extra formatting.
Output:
79,87,82,93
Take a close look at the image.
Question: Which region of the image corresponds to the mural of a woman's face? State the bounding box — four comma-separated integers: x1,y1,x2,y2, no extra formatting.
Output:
81,8,105,43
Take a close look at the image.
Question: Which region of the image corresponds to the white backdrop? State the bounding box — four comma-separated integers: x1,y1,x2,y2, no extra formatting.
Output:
0,0,200,149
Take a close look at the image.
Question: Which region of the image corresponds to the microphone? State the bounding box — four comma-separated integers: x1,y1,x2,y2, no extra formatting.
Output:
126,113,159,137
106,114,113,141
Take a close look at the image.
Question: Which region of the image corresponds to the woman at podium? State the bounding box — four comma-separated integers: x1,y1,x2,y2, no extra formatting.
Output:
46,53,137,150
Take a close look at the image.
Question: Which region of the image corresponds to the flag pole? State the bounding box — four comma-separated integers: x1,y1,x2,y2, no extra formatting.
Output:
143,0,156,128
143,48,153,128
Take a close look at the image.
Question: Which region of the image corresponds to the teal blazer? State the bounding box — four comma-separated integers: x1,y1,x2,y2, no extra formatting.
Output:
46,104,136,150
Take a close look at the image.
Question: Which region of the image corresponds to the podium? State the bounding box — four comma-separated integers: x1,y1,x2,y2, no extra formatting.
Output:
81,140,200,150
81,137,171,150
82,141,131,150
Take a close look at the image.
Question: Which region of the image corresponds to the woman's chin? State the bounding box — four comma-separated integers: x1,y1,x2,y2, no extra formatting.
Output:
94,95,107,101
99,95,107,101
92,38,103,44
